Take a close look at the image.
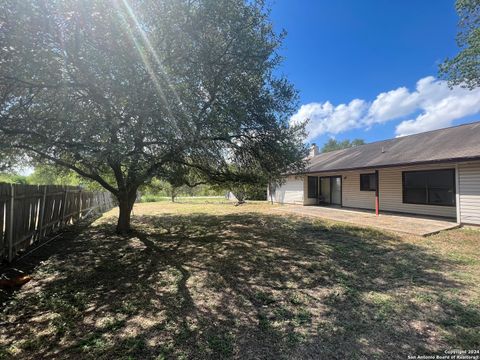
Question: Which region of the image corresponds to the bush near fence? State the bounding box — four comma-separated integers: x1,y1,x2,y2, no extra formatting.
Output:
0,183,114,262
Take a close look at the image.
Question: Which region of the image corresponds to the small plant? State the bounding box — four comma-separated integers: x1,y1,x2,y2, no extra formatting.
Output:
286,331,305,346
254,291,276,305
289,293,305,305
76,333,109,352
258,313,272,331
19,338,42,351
206,333,234,357
294,309,312,325
119,300,138,315
121,337,146,354
102,318,126,332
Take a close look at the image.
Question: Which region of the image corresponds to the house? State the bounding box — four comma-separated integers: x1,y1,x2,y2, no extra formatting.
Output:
269,121,480,225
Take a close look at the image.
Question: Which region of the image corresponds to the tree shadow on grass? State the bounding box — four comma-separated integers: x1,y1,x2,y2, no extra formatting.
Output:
1,211,478,359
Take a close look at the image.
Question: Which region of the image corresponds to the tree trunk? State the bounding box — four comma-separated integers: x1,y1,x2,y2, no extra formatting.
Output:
116,190,137,235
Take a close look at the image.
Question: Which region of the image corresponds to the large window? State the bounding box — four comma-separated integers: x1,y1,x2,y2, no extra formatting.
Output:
360,173,377,191
307,176,318,198
403,169,455,206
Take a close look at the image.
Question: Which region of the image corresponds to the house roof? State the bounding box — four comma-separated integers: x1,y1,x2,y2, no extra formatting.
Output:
307,121,480,173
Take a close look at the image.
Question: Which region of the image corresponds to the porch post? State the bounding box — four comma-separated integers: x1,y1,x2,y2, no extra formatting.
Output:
375,170,379,216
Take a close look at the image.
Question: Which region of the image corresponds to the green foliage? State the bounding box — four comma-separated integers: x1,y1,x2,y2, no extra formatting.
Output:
0,165,104,189
226,182,267,202
206,332,234,358
321,138,365,153
439,0,480,89
26,164,103,189
140,177,224,202
27,165,77,186
0,172,28,184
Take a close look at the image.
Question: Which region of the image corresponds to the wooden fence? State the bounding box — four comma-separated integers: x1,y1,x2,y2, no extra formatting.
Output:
0,183,114,262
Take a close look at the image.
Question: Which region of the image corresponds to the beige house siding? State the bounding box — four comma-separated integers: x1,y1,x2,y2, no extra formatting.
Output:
270,175,304,204
378,163,456,219
304,171,375,208
458,161,480,225
343,171,376,209
274,161,480,222
302,163,458,218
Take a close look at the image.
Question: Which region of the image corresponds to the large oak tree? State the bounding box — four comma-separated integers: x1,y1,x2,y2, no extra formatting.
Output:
440,0,480,89
0,0,307,233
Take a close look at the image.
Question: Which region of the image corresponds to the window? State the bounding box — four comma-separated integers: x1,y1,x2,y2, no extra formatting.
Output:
360,173,377,191
403,169,455,206
307,176,318,198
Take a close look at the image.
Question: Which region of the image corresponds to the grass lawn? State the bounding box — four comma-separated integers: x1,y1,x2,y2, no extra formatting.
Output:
1,201,479,359
140,196,230,204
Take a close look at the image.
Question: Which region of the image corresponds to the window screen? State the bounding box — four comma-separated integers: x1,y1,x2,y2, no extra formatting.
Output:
307,176,318,198
403,169,455,206
360,173,376,191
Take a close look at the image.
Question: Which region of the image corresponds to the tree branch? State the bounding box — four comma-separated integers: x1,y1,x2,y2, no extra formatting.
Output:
12,144,119,195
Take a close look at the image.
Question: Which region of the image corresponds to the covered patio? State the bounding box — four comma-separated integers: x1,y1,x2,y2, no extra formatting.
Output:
274,205,459,236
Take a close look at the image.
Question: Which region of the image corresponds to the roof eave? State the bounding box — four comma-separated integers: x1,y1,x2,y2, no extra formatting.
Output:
285,155,480,176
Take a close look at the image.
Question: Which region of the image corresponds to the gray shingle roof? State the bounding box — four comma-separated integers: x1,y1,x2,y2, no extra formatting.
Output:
307,121,480,173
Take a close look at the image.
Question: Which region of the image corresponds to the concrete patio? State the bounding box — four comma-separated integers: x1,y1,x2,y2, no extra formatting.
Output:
274,205,459,236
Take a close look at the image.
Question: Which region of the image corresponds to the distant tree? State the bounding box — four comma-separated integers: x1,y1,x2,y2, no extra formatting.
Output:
141,178,165,196
218,180,267,204
440,0,480,89
27,164,101,188
144,180,183,203
141,177,223,199
0,0,306,233
216,121,307,205
0,172,28,184
321,138,365,153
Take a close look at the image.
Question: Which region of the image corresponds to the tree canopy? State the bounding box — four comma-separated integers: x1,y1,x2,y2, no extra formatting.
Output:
321,138,365,153
0,172,28,185
0,0,307,233
440,0,480,89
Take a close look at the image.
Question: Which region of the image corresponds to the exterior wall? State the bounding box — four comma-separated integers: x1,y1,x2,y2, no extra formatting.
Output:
343,171,376,209
304,170,376,208
378,163,456,219
269,175,304,204
307,163,458,219
274,162,480,222
458,161,480,225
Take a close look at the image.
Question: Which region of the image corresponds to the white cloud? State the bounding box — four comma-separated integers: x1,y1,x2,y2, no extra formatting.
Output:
366,86,418,125
290,99,367,140
395,79,480,136
291,76,480,140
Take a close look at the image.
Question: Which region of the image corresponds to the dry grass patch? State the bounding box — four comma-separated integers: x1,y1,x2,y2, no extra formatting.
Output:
1,201,479,359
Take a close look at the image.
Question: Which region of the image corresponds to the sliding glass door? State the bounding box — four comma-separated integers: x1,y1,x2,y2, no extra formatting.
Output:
319,176,342,206
320,177,331,203
331,176,342,205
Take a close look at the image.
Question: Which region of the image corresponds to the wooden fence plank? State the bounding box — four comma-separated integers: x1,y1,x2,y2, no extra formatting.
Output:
0,183,114,262
7,184,14,262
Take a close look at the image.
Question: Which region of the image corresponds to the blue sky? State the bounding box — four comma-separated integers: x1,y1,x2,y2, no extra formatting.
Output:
270,0,480,147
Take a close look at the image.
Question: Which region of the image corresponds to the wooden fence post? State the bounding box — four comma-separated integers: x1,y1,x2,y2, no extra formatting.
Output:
37,186,47,240
77,188,82,221
7,184,15,262
61,188,68,228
